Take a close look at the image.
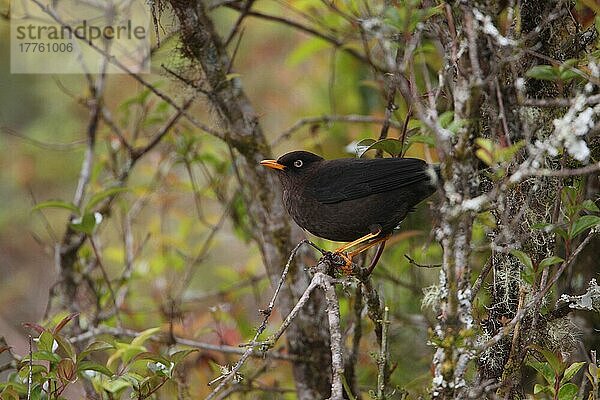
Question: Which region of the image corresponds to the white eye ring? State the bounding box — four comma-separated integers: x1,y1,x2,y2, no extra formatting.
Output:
294,160,303,168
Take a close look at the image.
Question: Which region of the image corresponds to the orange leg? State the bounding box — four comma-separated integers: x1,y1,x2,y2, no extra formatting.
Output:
334,232,390,273
334,227,382,253
347,234,391,259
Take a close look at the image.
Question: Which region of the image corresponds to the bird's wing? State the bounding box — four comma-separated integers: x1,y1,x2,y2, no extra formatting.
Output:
308,158,431,204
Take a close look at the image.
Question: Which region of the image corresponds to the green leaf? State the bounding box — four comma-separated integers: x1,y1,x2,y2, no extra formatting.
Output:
32,200,79,215
510,249,533,271
69,212,98,235
53,312,79,334
37,331,56,353
85,187,128,212
529,361,556,385
557,382,578,400
554,227,569,241
78,341,114,361
539,349,564,376
53,335,75,360
582,199,600,212
28,350,61,363
130,327,161,347
130,351,170,367
561,362,586,385
534,383,551,395
539,256,564,269
77,361,113,377
170,349,197,364
475,148,494,166
526,65,559,81
532,222,554,230
360,138,404,157
355,138,376,156
56,358,77,383
438,111,454,128
569,215,600,238
406,134,436,147
102,378,132,394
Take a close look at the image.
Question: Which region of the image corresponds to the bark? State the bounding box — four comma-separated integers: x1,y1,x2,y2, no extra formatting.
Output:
166,1,332,398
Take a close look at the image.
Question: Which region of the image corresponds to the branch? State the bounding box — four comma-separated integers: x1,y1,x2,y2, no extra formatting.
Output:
68,326,299,362
272,114,404,146
224,3,385,72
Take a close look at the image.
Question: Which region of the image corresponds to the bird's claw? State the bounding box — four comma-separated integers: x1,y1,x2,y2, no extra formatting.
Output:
330,251,354,274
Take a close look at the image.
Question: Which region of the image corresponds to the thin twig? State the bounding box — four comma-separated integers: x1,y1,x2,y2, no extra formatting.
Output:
470,257,493,302
27,335,32,400
404,254,441,268
376,306,390,400
89,237,122,327
224,4,385,72
273,114,403,146
68,326,300,362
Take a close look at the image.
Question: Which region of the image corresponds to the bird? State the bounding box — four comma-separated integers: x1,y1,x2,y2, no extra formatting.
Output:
260,150,439,268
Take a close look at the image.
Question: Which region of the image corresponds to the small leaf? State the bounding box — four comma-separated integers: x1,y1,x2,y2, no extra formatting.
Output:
102,378,132,393
77,361,113,377
360,138,404,157
510,249,533,271
22,323,45,335
438,111,454,127
130,327,161,347
557,382,578,400
54,335,75,360
532,222,554,230
37,331,56,353
79,341,114,361
529,361,556,385
526,65,559,81
0,385,20,400
534,383,550,395
130,352,170,366
57,358,77,383
539,256,564,269
85,187,128,212
561,362,586,384
582,199,600,212
28,350,61,363
554,227,569,241
539,349,564,376
69,212,98,235
170,349,197,364
355,138,376,156
53,312,79,334
32,200,79,215
569,215,600,238
475,148,494,166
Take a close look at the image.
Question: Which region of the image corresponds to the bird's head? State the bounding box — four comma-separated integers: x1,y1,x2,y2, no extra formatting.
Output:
260,151,324,177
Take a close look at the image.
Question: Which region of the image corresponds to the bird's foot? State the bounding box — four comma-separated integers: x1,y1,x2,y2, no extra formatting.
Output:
331,251,354,274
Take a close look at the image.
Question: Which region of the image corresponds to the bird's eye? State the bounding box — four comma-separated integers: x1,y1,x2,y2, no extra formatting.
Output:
294,160,303,168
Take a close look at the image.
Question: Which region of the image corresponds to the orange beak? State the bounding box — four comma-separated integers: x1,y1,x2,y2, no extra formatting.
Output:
260,159,286,171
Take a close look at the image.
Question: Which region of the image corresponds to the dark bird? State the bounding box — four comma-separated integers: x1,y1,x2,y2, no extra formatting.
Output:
260,150,439,266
